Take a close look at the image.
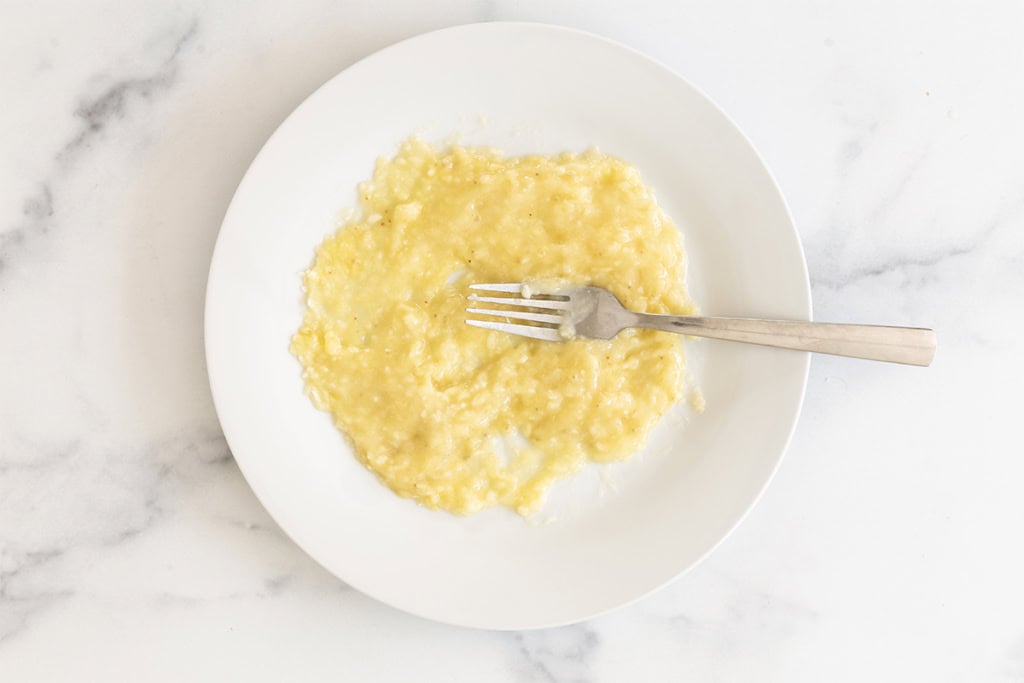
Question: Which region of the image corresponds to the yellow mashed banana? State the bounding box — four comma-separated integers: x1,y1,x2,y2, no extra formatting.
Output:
291,139,695,515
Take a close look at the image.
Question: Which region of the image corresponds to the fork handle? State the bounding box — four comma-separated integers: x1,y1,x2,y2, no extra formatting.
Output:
631,314,936,366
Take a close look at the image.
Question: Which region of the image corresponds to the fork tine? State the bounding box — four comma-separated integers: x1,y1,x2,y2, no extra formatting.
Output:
466,319,562,342
467,295,570,310
466,307,563,325
469,283,523,293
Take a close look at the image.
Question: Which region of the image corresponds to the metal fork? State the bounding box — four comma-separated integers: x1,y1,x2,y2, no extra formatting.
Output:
466,283,936,366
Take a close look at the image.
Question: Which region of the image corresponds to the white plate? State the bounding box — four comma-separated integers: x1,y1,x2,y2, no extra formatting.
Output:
205,22,810,630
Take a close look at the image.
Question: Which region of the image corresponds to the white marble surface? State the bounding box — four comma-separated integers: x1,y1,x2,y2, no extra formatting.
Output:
1,0,1022,679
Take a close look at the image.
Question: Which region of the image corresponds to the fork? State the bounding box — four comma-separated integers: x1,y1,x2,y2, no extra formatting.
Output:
466,283,936,366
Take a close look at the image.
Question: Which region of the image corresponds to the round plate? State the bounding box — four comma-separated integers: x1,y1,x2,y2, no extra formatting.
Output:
205,22,810,630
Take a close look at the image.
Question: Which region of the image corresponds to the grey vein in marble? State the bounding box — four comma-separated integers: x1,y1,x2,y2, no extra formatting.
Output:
508,624,600,683
861,149,930,224
61,21,198,161
812,189,1024,291
0,547,71,644
0,428,232,643
0,19,198,277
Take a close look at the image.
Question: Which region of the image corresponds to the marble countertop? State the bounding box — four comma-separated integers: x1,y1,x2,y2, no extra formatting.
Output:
2,1,1022,680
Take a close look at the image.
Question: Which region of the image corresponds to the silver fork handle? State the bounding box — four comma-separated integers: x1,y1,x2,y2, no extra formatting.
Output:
631,314,936,366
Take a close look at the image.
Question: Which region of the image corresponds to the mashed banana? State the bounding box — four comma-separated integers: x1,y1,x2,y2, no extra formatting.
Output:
291,139,695,515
